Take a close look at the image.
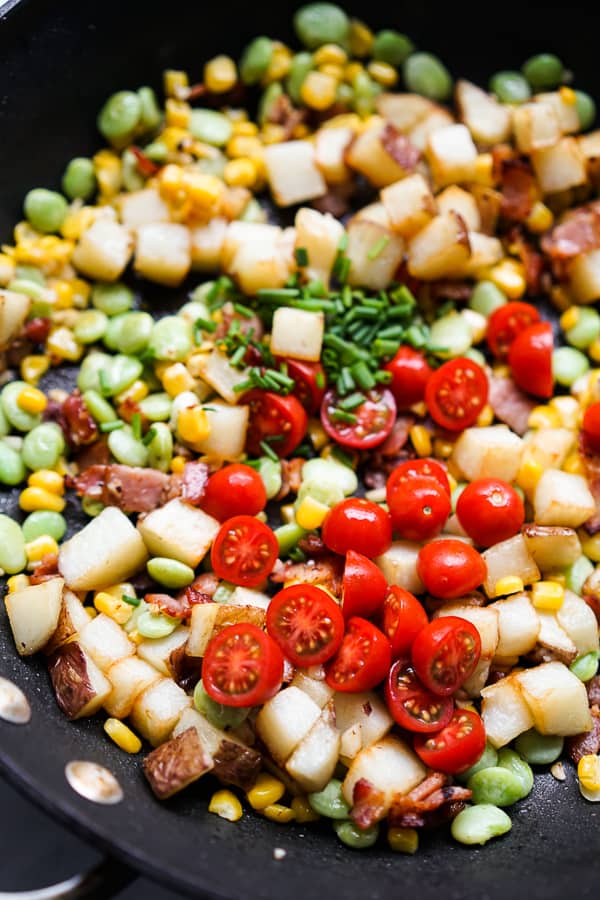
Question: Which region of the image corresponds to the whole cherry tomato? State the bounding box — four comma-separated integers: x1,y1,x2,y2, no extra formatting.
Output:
413,709,486,774
211,515,279,588
387,458,451,497
508,321,554,398
381,586,428,658
387,475,451,542
417,539,487,600
385,661,454,733
384,346,432,409
456,478,525,547
266,584,344,667
322,498,392,559
411,616,481,696
325,617,392,692
202,623,284,707
244,390,308,457
201,463,267,521
341,550,388,620
425,358,488,432
487,301,541,360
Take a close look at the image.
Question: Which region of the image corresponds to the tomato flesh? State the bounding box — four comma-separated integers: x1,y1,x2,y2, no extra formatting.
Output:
386,475,451,542
321,387,397,449
325,617,392,693
411,616,481,697
425,358,488,432
342,550,388,620
211,515,278,588
387,458,451,497
266,584,344,667
456,477,525,547
413,709,486,774
487,301,541,360
508,321,554,398
381,586,428,658
244,389,308,458
417,539,487,600
384,346,432,409
583,401,600,453
201,463,267,521
322,498,392,558
202,623,284,707
385,661,454,733
278,358,327,415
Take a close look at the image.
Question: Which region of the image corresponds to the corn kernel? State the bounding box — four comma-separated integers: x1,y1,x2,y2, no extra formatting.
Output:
224,157,257,189
307,418,328,451
232,121,259,138
301,70,338,110
50,279,75,310
94,591,134,625
28,469,64,495
433,439,454,459
93,150,122,198
296,495,330,530
447,473,458,493
550,395,579,428
115,380,149,406
473,153,494,186
349,18,374,56
7,574,30,593
313,43,348,67
177,406,211,443
388,826,419,854
263,43,292,83
162,362,196,398
17,386,47,415
104,718,142,754
516,455,544,494
526,201,554,234
578,754,600,791
262,803,296,823
560,307,580,332
165,98,191,129
528,405,562,430
409,425,432,458
19,487,65,513
280,503,296,525
85,606,97,619
560,86,577,105
487,259,526,299
99,582,136,600
580,531,600,563
47,327,83,361
494,576,525,597
128,628,143,644
226,135,264,160
291,796,320,823
492,363,511,379
344,61,365,84
25,535,59,564
531,580,565,611
246,773,285,810
590,339,600,364
204,55,237,93
319,63,345,81
181,171,224,208
476,404,495,428
61,207,97,242
0,252,16,286
170,455,187,475
164,69,189,98
209,789,243,822
162,129,190,155
367,60,399,87
260,123,287,145
563,452,585,476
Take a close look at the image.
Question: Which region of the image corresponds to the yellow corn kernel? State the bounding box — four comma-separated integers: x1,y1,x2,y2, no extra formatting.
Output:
476,404,495,428
531,580,565,611
7,574,30,593
0,252,16,286
60,207,97,242
487,259,526,299
433,438,454,459
165,98,191,129
94,591,134,625
295,495,330,530
232,121,259,138
99,582,136,601
47,327,83,361
528,405,562,430
19,487,65,513
104,718,142,754
492,363,511,379
128,628,143,645
260,123,287,145
291,796,320,823
85,606,98,619
208,790,243,822
349,18,373,56
280,503,296,525
93,150,122,198
516,455,544,494
526,200,554,234
447,473,458,493
560,86,577,105
262,803,295,823
409,425,432,458
473,153,494,186
344,61,365,84
560,306,580,332
319,63,345,81
204,55,237,93
17,386,47,415
550,285,573,313
301,70,338,110
263,43,292,83
589,338,600,364
367,60,399,87
313,43,348,68
115,379,149,406
580,531,600,563
550,395,579,428
308,418,328,451
388,826,419,854
578,754,600,791
563,452,585,476
224,157,257,189
226,135,264,160
164,69,189,98
177,406,211,443
494,576,525,597
53,458,72,478
25,535,59,564
161,362,196,398
50,279,75,310
170,455,187,475
247,773,285,810
162,128,190,154
181,171,224,208
28,470,64,495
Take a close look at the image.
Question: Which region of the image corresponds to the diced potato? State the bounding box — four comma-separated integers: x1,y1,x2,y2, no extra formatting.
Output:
340,724,362,761
255,686,322,764
190,218,228,271
334,691,393,760
270,307,324,362
104,656,162,718
134,222,191,287
534,469,596,528
435,185,480,231
481,674,535,747
226,236,292,295
291,670,335,708
78,613,135,673
342,736,426,810
286,702,340,792
569,249,600,304
264,140,326,206
345,122,414,188
579,129,600,162
48,641,112,720
426,124,478,187
118,187,170,229
452,426,524,483
187,604,219,657
407,212,470,279
0,289,30,350
353,202,392,228
375,541,424,595
536,92,580,134
531,137,588,194
376,93,438,132
294,208,345,288
143,727,214,799
557,590,600,656
521,525,582,572
314,127,353,183
137,498,220,568
6,577,64,656
408,108,455,152
381,174,437,238
174,707,261,790
221,222,281,268
492,591,540,658
192,349,249,404
482,535,541,598
512,102,560,153
525,427,575,471
456,80,512,145
515,661,592,735
194,401,249,461
45,589,91,655
228,586,271,610
457,232,504,275
130,678,192,747
136,626,189,676
536,611,577,663
72,218,133,281
58,507,148,591
346,219,404,290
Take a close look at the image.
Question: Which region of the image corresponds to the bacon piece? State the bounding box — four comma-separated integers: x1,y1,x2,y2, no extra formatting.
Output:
182,462,209,506
70,464,177,513
147,583,214,621
74,437,111,471
275,457,304,501
350,778,388,830
507,225,545,294
488,375,535,436
566,710,600,763
265,93,307,139
298,533,329,558
24,317,51,344
499,158,536,222
428,281,473,303
270,555,343,596
312,190,352,219
587,675,600,708
61,390,98,448
168,643,203,692
381,124,420,172
388,773,472,828
579,436,600,534
30,553,59,584
541,201,600,260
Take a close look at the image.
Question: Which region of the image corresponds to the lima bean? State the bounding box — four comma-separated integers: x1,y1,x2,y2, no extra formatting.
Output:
496,748,533,799
139,393,172,422
100,355,143,396
136,609,178,639
451,804,512,846
147,557,194,589
148,316,193,362
456,742,498,784
514,729,564,765
21,423,65,471
77,351,112,393
308,779,350,819
333,820,379,849
0,441,26,485
570,651,599,682
147,423,173,472
92,282,134,317
468,766,524,807
0,515,27,574
2,382,42,432
193,681,250,729
74,309,108,344
22,510,67,543
83,390,118,425
107,426,148,467
113,311,153,355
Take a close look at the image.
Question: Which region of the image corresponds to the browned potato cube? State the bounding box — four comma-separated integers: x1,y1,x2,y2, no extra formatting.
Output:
143,727,214,799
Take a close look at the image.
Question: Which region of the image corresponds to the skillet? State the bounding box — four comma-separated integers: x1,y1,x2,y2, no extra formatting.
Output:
1,1,600,896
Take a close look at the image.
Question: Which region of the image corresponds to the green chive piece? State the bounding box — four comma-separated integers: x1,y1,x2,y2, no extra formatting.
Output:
367,235,390,260
260,440,279,462
339,391,366,411
331,409,358,424
295,246,309,267
100,420,125,432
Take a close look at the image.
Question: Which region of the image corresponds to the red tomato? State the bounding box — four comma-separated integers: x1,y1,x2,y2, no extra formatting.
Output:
266,584,344,667
456,478,525,547
417,539,487,600
325,617,392,692
211,515,278,588
322,498,392,558
425,358,488,432
201,464,267,521
411,616,481,696
508,322,554,398
583,401,600,453
202,623,284,707
244,390,308,458
321,387,397,449
413,709,486,774
341,550,388,620
381,586,428,658
387,476,451,542
385,661,454,733
384,346,433,409
387,458,451,497
278,359,326,415
487,301,541,360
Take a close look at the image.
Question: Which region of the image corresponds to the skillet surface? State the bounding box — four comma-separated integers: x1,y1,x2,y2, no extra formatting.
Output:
1,1,600,896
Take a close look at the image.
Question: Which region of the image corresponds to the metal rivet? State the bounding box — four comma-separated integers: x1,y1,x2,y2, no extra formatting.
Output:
0,676,31,725
65,760,124,805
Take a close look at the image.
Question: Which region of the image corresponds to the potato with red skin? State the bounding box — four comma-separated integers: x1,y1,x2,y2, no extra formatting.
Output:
47,641,111,720
143,727,214,800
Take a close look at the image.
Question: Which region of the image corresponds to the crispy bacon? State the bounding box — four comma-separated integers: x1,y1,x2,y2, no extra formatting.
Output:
499,158,536,222
24,317,51,344
172,573,220,618
182,461,209,506
297,533,329,558
541,201,600,260
70,464,178,513
275,457,304,501
30,553,59,584
271,555,343,596
579,435,600,534
488,375,535,436
265,93,307,139
74,437,111,471
428,281,473,303
566,710,600,763
381,123,420,172
507,225,545,294
350,778,388,830
587,675,600,708
388,773,472,828
311,189,352,219
61,390,99,448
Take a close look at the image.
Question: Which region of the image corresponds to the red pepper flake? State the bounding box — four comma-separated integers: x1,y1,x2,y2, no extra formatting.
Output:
130,145,159,177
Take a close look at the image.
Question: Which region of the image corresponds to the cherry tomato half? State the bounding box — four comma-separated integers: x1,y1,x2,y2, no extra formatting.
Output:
202,623,284,707
385,661,454,733
387,475,451,542
456,478,525,547
341,550,388,620
387,458,451,497
211,515,279,588
325,617,392,693
278,359,326,415
417,539,487,600
508,321,554,399
321,387,397,450
487,301,541,360
201,463,267,521
322,498,392,559
244,389,308,458
583,401,600,453
266,584,344,667
381,586,428,658
411,616,481,697
425,358,488,432
413,709,486,774
384,346,433,410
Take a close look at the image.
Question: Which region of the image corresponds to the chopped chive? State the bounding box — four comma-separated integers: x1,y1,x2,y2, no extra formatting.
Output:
338,233,348,252
260,441,279,462
378,324,405,340
194,316,217,334
131,412,142,441
331,409,358,424
336,256,351,284
315,371,325,389
256,288,301,301
122,594,141,607
351,360,376,390
99,369,111,396
288,546,307,563
233,302,254,318
331,445,354,467
339,391,366,411
100,420,125,432
375,369,393,384
233,379,252,393
295,246,309,267
367,236,390,260
373,338,401,357
229,345,247,368
142,426,158,446
293,298,337,312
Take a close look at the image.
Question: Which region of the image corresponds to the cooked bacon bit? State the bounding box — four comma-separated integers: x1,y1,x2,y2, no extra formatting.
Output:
471,185,503,236
427,281,473,303
181,572,219,599
70,464,177,513
361,415,416,489
117,396,145,426
381,123,420,172
579,435,600,534
168,643,202,692
350,778,388,830
266,93,307,139
312,190,352,219
587,675,600,708
168,572,221,619
488,376,535,436
541,200,600,260
61,390,98,448
275,457,304,502
182,461,209,506
24,317,51,344
389,773,472,828
271,555,343,596
298,533,328,557
500,158,537,222
74,437,111,471
130,145,159,177
214,301,264,342
30,553,59,584
566,710,600,763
